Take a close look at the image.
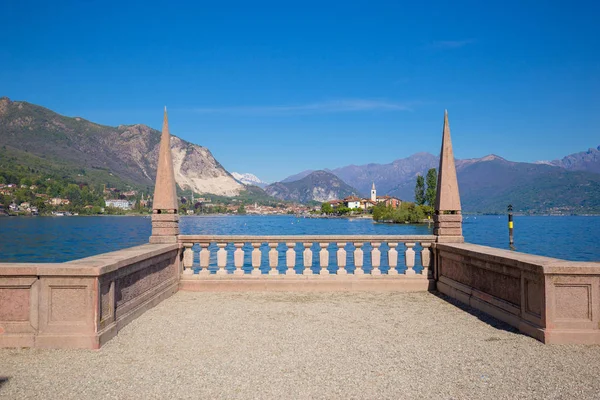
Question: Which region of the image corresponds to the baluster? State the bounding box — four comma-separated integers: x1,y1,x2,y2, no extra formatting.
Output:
319,243,330,275
216,243,228,275
404,242,416,275
420,242,432,278
353,242,364,275
182,242,194,275
286,243,296,275
251,242,262,275
302,242,313,275
233,242,245,275
268,242,279,275
387,242,399,275
336,243,347,275
370,242,381,275
199,242,210,275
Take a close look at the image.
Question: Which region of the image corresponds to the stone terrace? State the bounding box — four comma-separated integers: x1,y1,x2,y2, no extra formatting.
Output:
2,291,600,400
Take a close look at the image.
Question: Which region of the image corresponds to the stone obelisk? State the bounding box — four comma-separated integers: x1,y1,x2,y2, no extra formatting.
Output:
433,110,464,243
149,107,179,244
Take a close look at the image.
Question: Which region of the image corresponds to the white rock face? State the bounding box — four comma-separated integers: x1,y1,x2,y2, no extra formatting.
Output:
231,172,268,188
171,137,243,197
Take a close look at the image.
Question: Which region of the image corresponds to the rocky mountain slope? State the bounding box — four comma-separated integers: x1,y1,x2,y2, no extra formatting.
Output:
231,172,268,188
452,156,600,212
547,145,600,174
0,97,243,196
265,170,359,203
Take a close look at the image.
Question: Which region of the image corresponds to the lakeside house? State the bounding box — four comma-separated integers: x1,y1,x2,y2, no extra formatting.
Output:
50,197,70,206
105,199,134,210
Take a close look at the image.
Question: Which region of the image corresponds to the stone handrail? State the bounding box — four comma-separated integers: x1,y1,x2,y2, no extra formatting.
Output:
178,235,436,277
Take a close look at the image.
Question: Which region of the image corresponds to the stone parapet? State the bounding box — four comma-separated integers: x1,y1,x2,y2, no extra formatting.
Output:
435,242,600,344
0,243,180,349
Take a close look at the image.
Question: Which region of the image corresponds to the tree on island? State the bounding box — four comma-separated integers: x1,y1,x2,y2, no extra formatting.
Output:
414,175,425,206
425,168,437,207
372,202,425,224
321,202,334,214
237,204,247,214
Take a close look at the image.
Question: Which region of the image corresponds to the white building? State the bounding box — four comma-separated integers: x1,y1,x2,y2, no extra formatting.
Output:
344,196,362,209
105,199,132,210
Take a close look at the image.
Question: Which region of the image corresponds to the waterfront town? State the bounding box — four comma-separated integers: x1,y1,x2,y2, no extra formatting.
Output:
0,180,316,217
0,178,407,218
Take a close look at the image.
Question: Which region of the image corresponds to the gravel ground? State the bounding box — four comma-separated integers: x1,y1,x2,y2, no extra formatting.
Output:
1,291,600,400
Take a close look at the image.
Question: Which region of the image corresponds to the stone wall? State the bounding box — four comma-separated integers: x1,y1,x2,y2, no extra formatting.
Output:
0,243,180,349
436,242,600,344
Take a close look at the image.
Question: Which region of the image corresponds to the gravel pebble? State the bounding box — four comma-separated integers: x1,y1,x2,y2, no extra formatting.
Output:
1,291,599,399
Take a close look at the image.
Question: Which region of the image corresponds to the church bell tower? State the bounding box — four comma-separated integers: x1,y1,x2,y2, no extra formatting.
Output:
370,182,376,202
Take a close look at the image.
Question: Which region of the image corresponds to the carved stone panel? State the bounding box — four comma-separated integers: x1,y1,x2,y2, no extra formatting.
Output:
0,288,30,321
50,287,87,322
115,258,174,308
555,284,592,321
524,278,542,317
100,281,114,325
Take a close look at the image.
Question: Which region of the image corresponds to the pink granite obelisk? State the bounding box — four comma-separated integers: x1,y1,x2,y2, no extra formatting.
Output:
149,107,179,244
433,110,464,243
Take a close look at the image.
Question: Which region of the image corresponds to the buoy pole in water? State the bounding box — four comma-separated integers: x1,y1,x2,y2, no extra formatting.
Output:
508,204,514,250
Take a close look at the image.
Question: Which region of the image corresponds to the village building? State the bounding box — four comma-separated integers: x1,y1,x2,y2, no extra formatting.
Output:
49,198,70,206
139,193,149,207
376,195,401,208
105,199,132,210
360,199,377,210
344,196,362,209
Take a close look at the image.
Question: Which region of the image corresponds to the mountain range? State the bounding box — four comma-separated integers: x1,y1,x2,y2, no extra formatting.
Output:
276,150,600,213
1,96,599,213
0,97,243,196
265,170,359,203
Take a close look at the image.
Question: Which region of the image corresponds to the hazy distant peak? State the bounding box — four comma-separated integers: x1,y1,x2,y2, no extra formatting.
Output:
231,172,268,188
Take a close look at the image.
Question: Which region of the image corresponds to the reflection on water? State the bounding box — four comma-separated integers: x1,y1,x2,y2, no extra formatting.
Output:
0,215,598,263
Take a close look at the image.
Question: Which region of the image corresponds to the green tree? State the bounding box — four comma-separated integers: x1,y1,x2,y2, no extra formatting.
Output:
64,184,82,206
425,168,437,207
336,206,351,215
321,202,334,214
237,204,246,214
414,175,425,206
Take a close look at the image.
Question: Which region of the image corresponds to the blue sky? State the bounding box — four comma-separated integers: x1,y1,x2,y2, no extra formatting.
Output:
1,1,599,182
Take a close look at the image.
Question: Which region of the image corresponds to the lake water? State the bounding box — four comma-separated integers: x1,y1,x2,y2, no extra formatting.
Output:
0,215,598,263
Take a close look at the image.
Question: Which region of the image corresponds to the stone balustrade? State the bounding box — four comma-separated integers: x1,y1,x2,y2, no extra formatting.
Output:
178,235,435,277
